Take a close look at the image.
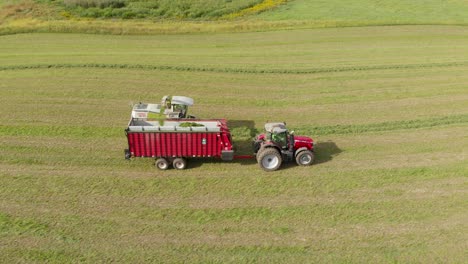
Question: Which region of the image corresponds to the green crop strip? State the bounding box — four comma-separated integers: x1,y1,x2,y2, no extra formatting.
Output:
1,61,468,75
297,114,468,136
0,212,49,236
0,114,466,139
0,125,122,138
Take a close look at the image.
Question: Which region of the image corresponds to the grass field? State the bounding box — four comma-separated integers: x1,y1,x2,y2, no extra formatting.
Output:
3,0,468,35
1,25,467,262
259,0,468,25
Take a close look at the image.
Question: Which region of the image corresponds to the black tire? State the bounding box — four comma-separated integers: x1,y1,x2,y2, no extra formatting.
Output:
258,148,282,172
253,140,262,155
155,158,169,170
295,150,314,166
173,158,187,170
256,146,268,163
256,147,263,163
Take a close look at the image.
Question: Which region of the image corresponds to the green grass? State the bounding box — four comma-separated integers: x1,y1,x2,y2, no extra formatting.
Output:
259,0,468,25
0,26,467,262
2,0,468,34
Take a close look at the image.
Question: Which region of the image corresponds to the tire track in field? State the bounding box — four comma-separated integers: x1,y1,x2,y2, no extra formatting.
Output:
1,61,468,74
1,114,466,138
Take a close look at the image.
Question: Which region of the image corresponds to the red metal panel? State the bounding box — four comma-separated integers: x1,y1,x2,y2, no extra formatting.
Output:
141,133,144,156
215,133,220,155
133,133,139,156
211,133,216,156
128,133,133,154
140,133,145,156
161,133,166,157
130,133,136,156
200,133,204,157
202,133,207,157
168,133,172,156
176,133,181,157
167,133,171,156
134,133,140,156
171,133,176,157
134,133,139,155
168,133,173,157
149,133,155,157
182,133,186,156
208,133,212,156
201,133,205,156
197,133,201,156
144,133,150,157
128,129,231,158
217,134,222,154
155,133,161,157
150,133,154,157
167,133,171,157
194,133,198,156
166,133,171,156
187,133,192,157
181,133,187,156
185,133,189,156
221,133,231,152
148,133,153,156
165,133,170,157
140,133,145,157
192,133,196,156
214,133,218,155
191,134,197,157
192,133,197,156
167,133,172,157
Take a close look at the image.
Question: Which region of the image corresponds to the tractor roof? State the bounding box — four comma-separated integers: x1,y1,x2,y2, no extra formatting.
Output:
264,122,287,133
162,96,194,106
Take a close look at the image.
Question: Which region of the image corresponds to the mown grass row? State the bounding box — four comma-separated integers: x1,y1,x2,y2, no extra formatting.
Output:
3,17,465,36
0,212,49,237
297,114,468,136
1,114,466,139
0,18,317,36
2,61,468,75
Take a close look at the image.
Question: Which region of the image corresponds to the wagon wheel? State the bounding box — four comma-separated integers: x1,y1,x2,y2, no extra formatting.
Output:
173,158,187,170
155,158,169,170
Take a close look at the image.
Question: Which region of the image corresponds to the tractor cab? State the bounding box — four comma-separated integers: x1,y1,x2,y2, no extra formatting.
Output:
264,122,292,150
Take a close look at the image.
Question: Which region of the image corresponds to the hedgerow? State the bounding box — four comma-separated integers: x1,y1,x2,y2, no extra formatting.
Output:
62,0,265,19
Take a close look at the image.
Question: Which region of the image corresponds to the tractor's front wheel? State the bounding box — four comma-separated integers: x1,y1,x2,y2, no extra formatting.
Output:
296,150,314,166
258,148,282,172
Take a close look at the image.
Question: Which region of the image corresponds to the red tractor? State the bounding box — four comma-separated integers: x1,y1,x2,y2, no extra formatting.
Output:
253,122,315,171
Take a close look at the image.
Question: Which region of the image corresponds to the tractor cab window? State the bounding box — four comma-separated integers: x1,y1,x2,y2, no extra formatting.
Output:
173,104,186,112
272,131,288,148
173,104,187,118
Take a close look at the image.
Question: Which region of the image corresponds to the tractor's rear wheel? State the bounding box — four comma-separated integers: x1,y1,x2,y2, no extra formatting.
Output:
173,158,187,170
296,150,314,166
155,158,169,170
258,148,282,172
